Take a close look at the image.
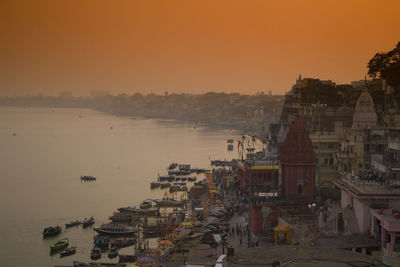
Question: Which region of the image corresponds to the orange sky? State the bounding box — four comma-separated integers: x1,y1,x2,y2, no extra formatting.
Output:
0,0,399,96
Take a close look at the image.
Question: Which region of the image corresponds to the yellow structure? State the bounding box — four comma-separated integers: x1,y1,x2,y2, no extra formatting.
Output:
273,225,292,245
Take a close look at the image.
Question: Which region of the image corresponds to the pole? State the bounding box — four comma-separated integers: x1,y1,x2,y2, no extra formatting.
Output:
317,108,321,197
248,163,252,248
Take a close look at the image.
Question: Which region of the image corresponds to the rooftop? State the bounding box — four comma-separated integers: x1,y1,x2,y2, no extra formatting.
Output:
333,177,400,199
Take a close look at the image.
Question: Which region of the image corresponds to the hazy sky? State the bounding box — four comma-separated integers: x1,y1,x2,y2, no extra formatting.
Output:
0,0,399,96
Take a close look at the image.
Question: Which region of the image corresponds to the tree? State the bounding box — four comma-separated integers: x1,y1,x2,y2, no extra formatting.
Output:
367,42,400,89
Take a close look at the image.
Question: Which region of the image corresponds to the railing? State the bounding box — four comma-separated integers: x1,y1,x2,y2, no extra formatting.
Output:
279,208,316,225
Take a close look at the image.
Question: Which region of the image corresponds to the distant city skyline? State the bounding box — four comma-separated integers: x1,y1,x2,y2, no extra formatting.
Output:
1,0,399,96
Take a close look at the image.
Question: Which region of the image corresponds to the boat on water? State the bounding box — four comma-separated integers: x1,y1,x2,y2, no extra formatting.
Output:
181,177,187,181
158,175,174,182
168,170,192,176
168,162,178,170
117,206,137,213
82,217,95,227
94,235,110,247
169,184,180,192
140,199,152,209
227,144,233,151
153,198,185,207
179,164,190,171
50,238,69,252
65,220,81,228
43,225,61,238
227,138,234,143
94,224,137,235
190,168,207,173
119,254,137,263
108,246,118,259
60,246,76,257
81,175,96,181
187,176,197,182
160,183,171,189
110,238,136,248
109,212,133,223
150,181,161,189
90,247,101,260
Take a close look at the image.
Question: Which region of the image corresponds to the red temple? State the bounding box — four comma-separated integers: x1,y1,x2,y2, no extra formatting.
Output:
280,115,315,202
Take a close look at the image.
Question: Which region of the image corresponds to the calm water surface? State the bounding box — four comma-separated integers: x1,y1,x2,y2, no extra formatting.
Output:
0,107,238,267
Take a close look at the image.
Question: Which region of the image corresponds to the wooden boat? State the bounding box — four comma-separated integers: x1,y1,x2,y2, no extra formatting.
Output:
139,199,152,209
110,238,136,248
81,175,96,181
153,198,185,207
94,224,137,235
109,212,133,223
93,235,110,247
119,254,137,263
187,176,197,182
82,217,95,227
160,183,170,188
117,206,137,213
158,175,173,181
90,247,101,260
60,246,76,257
43,225,61,238
227,144,233,151
181,177,187,181
168,162,178,170
150,181,161,189
73,261,90,267
65,220,81,228
108,246,118,259
50,238,69,252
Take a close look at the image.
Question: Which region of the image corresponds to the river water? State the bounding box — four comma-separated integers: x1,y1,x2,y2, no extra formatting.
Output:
0,107,239,267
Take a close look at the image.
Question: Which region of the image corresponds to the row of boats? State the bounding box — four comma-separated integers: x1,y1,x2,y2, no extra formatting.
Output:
43,217,95,238
81,175,96,181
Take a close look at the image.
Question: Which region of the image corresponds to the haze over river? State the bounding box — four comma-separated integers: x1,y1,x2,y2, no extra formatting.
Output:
0,107,239,267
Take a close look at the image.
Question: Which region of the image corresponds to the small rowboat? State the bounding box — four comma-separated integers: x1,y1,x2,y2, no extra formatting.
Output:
50,238,69,252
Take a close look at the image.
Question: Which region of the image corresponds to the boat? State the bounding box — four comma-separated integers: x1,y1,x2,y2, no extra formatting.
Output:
168,170,192,176
109,212,133,223
169,184,180,192
179,164,190,171
117,206,137,213
108,246,118,259
160,183,170,189
50,238,69,252
227,144,233,151
140,199,152,209
168,162,178,170
90,247,101,260
94,235,110,247
175,177,181,181
43,225,61,238
119,254,137,263
153,198,185,207
65,220,81,228
81,175,96,181
94,224,137,235
158,175,174,181
82,217,95,227
60,246,76,257
227,138,234,143
150,181,161,189
110,238,136,248
181,177,187,181
73,261,90,267
187,176,197,182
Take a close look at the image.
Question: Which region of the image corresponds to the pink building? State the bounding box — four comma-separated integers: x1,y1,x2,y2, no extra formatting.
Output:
371,209,400,253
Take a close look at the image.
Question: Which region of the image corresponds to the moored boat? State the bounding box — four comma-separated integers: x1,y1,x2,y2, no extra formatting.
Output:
90,247,101,260
160,183,170,189
168,162,178,170
150,181,161,189
119,254,137,263
139,199,152,209
93,235,110,247
43,225,61,238
110,238,136,248
109,212,133,223
65,220,81,228
153,198,185,207
94,224,137,235
108,246,118,259
60,246,76,257
50,238,69,252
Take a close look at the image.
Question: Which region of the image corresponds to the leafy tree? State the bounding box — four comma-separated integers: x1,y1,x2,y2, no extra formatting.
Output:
368,42,400,89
